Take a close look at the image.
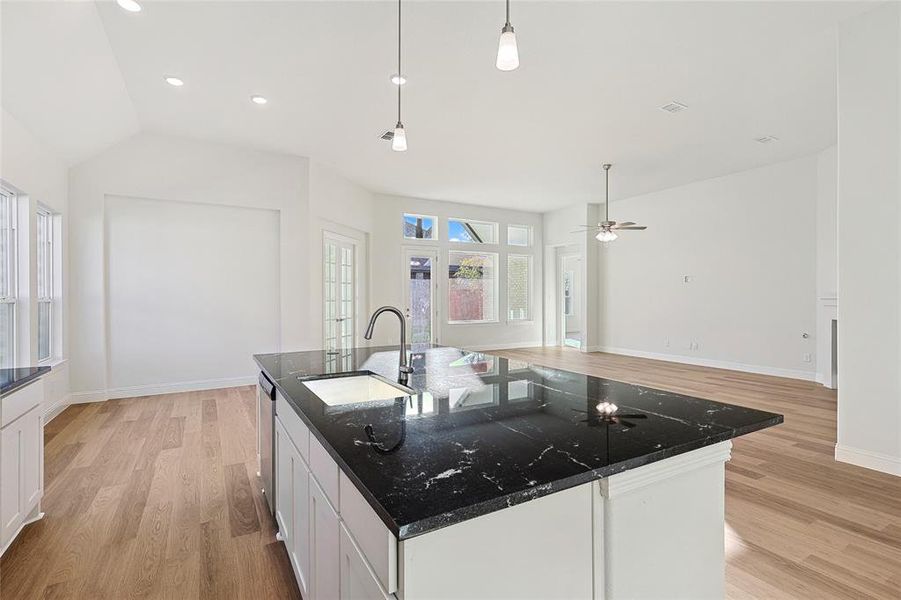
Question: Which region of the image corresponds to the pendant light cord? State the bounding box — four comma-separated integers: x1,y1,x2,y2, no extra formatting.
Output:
397,0,402,124
505,0,511,26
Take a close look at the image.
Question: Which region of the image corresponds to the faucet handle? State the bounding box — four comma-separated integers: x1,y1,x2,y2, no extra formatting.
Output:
399,366,414,374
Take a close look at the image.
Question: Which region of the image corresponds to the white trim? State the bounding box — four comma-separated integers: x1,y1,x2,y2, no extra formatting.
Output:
461,341,543,352
69,376,257,403
835,444,901,476
592,345,817,381
0,509,44,558
43,393,70,422
600,441,732,497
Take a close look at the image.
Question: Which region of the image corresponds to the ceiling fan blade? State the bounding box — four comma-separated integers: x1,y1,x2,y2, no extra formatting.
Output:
616,226,647,230
617,221,636,227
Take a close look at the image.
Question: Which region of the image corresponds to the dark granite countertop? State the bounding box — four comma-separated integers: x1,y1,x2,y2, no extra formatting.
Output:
255,346,782,540
0,366,51,397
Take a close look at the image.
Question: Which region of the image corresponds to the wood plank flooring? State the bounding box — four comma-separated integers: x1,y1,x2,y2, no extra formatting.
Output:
493,347,901,600
0,386,301,600
2,350,900,598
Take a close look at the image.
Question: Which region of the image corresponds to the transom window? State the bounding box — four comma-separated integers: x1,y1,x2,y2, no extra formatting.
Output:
403,214,436,240
507,224,532,247
448,218,498,244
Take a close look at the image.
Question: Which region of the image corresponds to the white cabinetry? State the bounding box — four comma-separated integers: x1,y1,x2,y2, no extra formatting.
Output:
0,379,45,556
275,400,396,600
310,477,340,600
340,523,392,600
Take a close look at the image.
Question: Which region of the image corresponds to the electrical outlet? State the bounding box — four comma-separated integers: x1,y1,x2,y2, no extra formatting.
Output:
664,338,670,348
803,353,812,363
690,341,699,351
682,275,693,283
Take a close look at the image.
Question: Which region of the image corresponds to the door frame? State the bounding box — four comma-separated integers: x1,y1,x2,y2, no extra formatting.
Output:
401,246,440,345
322,230,361,353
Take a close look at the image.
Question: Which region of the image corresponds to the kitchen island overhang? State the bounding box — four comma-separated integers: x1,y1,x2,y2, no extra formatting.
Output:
255,346,782,599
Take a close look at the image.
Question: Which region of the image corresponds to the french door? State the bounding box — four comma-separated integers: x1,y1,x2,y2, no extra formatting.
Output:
323,235,357,354
403,247,439,345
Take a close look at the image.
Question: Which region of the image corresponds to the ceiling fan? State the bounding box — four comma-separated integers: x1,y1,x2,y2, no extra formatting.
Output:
574,163,647,243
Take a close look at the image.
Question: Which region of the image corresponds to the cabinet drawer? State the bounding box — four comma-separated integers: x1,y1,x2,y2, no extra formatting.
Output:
1,379,43,428
339,473,397,594
276,391,309,463
310,434,340,509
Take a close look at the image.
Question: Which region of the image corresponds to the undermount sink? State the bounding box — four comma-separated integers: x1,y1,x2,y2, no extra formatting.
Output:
302,375,412,407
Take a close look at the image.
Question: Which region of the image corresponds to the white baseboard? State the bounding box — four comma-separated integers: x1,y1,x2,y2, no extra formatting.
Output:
43,394,71,422
463,341,544,352
835,444,901,476
590,346,817,382
69,376,258,403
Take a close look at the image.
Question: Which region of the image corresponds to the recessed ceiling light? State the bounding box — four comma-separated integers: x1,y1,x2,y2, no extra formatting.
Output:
754,135,780,144
116,0,142,13
390,73,407,86
659,101,688,114
165,76,184,87
250,95,268,105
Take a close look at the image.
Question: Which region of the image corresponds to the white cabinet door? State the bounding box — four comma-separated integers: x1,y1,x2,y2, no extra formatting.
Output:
21,408,43,509
310,477,340,600
339,523,391,600
292,453,311,599
0,422,23,548
275,419,294,546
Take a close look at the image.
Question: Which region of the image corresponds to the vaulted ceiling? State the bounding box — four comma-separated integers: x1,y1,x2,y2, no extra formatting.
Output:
1,1,875,211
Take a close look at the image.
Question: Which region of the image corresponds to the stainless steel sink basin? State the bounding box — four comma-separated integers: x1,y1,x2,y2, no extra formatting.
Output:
302,375,412,407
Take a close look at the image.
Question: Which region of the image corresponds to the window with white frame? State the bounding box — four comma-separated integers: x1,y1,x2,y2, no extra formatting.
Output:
403,213,436,240
507,254,532,321
507,224,532,247
448,251,498,323
37,208,53,361
448,218,498,244
0,190,16,368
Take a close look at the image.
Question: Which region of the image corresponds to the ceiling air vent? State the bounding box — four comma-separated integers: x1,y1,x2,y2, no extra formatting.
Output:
754,135,780,144
659,101,688,114
379,129,394,141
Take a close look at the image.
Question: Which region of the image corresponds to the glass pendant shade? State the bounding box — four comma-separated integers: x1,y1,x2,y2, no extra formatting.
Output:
496,25,519,71
595,229,618,243
392,123,407,152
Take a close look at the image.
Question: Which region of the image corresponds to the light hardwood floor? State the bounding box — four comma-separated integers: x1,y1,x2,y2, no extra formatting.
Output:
0,386,301,600
2,350,900,599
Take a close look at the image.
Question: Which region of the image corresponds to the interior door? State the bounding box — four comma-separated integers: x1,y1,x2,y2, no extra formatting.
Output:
324,236,357,353
402,248,438,345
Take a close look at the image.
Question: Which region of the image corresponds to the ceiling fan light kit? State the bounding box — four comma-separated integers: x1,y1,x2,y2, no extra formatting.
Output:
574,163,648,245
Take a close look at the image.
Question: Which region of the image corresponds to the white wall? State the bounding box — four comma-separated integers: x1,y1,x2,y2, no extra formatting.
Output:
308,161,376,351
68,132,310,400
835,3,901,475
105,196,279,396
0,108,70,418
369,194,543,351
595,155,819,379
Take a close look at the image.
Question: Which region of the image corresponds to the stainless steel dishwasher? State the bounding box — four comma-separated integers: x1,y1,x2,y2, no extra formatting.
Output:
257,371,276,516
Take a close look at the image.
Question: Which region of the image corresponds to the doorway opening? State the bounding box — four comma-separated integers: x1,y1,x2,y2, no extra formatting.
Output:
561,252,582,348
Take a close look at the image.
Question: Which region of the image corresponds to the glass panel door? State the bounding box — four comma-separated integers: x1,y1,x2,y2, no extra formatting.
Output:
403,248,438,345
323,237,356,353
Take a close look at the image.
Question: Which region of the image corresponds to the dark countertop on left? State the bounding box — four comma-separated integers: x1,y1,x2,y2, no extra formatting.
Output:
255,346,782,540
1,366,51,397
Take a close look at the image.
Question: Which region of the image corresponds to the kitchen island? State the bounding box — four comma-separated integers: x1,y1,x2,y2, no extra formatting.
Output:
255,346,782,599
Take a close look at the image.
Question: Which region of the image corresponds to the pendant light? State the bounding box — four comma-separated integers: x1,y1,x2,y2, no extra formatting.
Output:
496,0,519,71
392,0,407,152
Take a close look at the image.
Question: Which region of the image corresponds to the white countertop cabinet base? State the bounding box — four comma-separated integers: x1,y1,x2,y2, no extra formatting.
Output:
274,391,732,599
0,379,45,557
